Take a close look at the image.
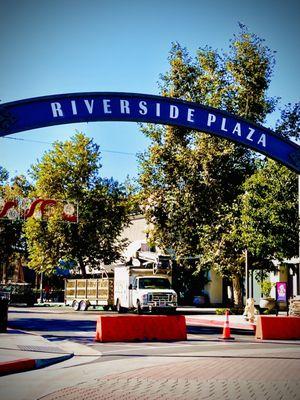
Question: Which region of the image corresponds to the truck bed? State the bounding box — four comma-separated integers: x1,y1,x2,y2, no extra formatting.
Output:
65,278,114,307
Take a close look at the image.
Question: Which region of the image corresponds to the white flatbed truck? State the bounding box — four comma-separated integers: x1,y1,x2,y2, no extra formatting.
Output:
65,252,178,313
114,261,177,314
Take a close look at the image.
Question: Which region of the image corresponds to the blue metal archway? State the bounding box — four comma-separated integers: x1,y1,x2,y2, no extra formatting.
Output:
1,92,300,172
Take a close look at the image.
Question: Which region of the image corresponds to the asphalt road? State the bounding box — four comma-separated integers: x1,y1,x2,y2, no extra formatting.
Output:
3,306,300,400
7,306,298,359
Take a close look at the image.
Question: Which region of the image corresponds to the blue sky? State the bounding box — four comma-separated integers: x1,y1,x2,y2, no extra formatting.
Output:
1,0,299,183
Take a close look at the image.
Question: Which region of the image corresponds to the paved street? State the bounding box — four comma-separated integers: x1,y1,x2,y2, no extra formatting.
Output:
1,306,300,400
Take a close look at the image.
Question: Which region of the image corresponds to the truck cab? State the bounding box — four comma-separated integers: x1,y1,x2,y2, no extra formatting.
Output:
114,255,177,314
130,275,177,313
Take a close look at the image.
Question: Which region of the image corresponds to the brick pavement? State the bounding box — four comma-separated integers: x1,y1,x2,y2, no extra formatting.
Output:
40,355,300,400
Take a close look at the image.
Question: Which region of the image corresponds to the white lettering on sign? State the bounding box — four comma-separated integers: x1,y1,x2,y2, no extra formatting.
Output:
51,102,64,117
156,103,161,117
221,117,227,132
120,100,130,114
246,127,255,142
139,101,148,115
232,122,241,136
205,114,267,148
207,113,216,126
170,105,179,119
71,100,77,115
187,108,195,123
48,98,268,149
103,99,112,114
257,134,266,147
84,100,94,114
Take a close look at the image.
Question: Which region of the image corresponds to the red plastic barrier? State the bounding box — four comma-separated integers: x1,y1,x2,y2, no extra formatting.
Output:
255,315,300,340
95,315,187,342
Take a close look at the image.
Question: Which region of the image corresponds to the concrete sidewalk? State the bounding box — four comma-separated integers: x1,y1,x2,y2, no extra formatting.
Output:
0,329,74,376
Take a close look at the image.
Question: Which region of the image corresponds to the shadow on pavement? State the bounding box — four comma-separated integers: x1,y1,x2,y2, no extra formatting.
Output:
9,310,66,315
44,335,95,345
187,325,254,336
8,318,97,332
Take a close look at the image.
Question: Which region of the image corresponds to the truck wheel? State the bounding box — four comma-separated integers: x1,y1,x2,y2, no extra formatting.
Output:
73,300,80,311
136,300,143,315
103,305,110,311
79,300,88,311
116,300,125,314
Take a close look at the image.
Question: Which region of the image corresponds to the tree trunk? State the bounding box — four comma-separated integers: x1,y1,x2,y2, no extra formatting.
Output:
77,255,86,277
2,259,8,284
13,258,24,282
232,274,243,307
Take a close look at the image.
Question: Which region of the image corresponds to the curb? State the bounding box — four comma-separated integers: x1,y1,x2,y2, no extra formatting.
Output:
0,353,74,377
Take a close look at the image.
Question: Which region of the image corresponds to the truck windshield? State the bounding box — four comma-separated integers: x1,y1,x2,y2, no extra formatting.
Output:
139,278,171,289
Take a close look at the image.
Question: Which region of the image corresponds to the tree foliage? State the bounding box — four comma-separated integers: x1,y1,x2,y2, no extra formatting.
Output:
139,25,278,305
239,102,299,263
276,102,300,141
24,132,130,276
0,169,32,281
240,160,298,261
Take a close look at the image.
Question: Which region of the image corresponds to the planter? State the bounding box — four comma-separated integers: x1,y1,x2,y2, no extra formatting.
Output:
259,297,276,311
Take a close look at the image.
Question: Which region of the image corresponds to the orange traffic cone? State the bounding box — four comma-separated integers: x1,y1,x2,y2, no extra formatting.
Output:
219,309,235,340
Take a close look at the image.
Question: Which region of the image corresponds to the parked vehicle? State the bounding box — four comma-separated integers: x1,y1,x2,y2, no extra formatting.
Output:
65,252,178,313
0,283,36,306
114,264,177,314
65,269,114,311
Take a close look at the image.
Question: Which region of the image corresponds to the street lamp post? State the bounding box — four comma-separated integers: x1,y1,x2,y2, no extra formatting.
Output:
245,249,249,301
39,271,43,303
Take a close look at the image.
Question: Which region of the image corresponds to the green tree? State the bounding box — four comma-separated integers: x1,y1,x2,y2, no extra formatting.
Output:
275,102,300,141
0,166,9,183
123,176,143,215
0,169,32,282
139,25,276,305
239,102,300,262
24,132,130,276
240,160,298,261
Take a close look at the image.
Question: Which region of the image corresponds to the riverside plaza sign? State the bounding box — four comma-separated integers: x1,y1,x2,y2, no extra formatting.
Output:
1,92,300,173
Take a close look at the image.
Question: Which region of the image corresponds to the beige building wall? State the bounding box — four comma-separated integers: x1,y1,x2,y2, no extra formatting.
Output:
121,214,148,244
205,269,223,304
121,214,223,305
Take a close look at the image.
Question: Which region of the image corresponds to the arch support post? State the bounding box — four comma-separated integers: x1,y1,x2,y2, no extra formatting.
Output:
298,175,300,295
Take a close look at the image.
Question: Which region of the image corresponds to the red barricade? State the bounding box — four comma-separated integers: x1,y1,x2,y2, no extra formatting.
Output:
95,315,187,342
255,315,300,340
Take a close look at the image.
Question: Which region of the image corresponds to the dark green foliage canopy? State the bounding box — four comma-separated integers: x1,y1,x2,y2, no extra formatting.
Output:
24,132,130,275
139,26,275,262
138,25,297,305
0,170,32,276
240,160,298,261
